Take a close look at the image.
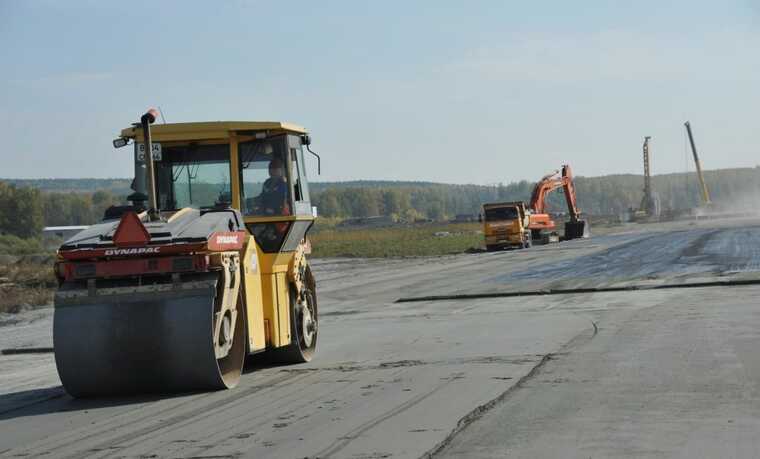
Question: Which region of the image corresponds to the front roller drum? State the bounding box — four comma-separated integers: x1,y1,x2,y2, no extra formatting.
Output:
53,273,246,397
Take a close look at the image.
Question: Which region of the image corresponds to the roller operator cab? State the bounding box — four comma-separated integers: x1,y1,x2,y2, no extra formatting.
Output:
53,114,321,397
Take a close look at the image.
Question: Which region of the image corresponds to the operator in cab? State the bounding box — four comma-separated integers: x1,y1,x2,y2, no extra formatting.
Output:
256,158,290,216
241,140,293,221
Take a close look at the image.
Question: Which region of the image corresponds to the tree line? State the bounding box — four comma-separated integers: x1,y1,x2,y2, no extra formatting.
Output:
0,182,121,238
2,166,760,238
311,168,760,220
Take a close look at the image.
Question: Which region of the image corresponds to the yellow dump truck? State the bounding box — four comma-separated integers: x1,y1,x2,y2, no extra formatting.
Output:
481,201,532,251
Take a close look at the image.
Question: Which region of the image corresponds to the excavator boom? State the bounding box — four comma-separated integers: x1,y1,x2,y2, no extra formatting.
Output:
560,165,582,221
528,164,588,240
528,165,582,221
528,170,561,215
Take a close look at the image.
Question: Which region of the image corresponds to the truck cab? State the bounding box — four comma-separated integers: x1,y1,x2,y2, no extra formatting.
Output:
481,201,532,251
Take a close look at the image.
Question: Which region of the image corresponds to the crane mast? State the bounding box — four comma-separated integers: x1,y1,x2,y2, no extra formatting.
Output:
684,121,711,205
637,136,659,218
642,136,652,213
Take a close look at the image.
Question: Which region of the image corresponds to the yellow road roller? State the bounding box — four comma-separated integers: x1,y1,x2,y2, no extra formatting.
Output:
53,110,320,397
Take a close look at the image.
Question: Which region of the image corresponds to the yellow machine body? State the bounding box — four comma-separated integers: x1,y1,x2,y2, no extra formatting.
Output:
120,121,315,354
53,117,319,397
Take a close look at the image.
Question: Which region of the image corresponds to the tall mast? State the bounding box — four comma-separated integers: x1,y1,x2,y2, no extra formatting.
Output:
642,136,652,214
684,121,711,205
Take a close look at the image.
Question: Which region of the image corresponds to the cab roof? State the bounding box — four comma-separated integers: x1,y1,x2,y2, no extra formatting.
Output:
120,121,307,142
482,201,525,208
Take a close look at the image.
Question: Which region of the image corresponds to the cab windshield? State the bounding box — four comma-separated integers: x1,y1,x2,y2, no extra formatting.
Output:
155,144,232,210
485,206,520,221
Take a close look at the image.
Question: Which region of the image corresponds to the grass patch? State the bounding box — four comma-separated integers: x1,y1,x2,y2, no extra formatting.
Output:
0,235,47,255
310,222,483,258
0,256,57,313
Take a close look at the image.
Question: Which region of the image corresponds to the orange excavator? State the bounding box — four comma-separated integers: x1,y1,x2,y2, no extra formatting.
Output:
481,164,588,251
527,164,589,241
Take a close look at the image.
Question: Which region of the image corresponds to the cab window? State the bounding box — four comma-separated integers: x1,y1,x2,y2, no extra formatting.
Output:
485,206,519,221
288,135,311,215
239,137,292,217
155,144,232,210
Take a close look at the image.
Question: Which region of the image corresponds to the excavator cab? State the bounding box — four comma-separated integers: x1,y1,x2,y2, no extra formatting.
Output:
53,116,320,397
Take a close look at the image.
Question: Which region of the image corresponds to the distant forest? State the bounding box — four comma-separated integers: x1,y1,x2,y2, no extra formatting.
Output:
3,167,760,236
310,168,760,220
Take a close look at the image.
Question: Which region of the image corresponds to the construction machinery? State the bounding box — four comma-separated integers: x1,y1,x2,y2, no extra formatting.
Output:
53,110,320,397
633,136,661,221
481,164,588,251
684,121,712,206
527,164,589,241
481,201,532,251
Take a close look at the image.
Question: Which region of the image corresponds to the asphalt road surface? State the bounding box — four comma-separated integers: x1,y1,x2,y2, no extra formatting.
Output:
1,217,760,458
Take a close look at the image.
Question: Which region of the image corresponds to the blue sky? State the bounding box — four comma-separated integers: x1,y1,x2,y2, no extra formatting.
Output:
1,0,758,184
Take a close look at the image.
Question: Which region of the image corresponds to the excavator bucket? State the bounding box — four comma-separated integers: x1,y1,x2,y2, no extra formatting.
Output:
564,219,590,240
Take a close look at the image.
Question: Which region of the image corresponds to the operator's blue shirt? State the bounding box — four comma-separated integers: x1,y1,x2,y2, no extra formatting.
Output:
260,177,288,215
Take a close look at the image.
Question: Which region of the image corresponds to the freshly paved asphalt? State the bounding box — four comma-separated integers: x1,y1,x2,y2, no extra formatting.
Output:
1,218,759,458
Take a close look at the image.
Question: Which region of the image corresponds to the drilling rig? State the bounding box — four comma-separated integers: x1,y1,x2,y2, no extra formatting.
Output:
634,136,660,220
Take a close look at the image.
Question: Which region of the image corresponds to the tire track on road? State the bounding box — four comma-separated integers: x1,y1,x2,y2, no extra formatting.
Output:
313,373,462,458
423,317,599,459
9,372,308,459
